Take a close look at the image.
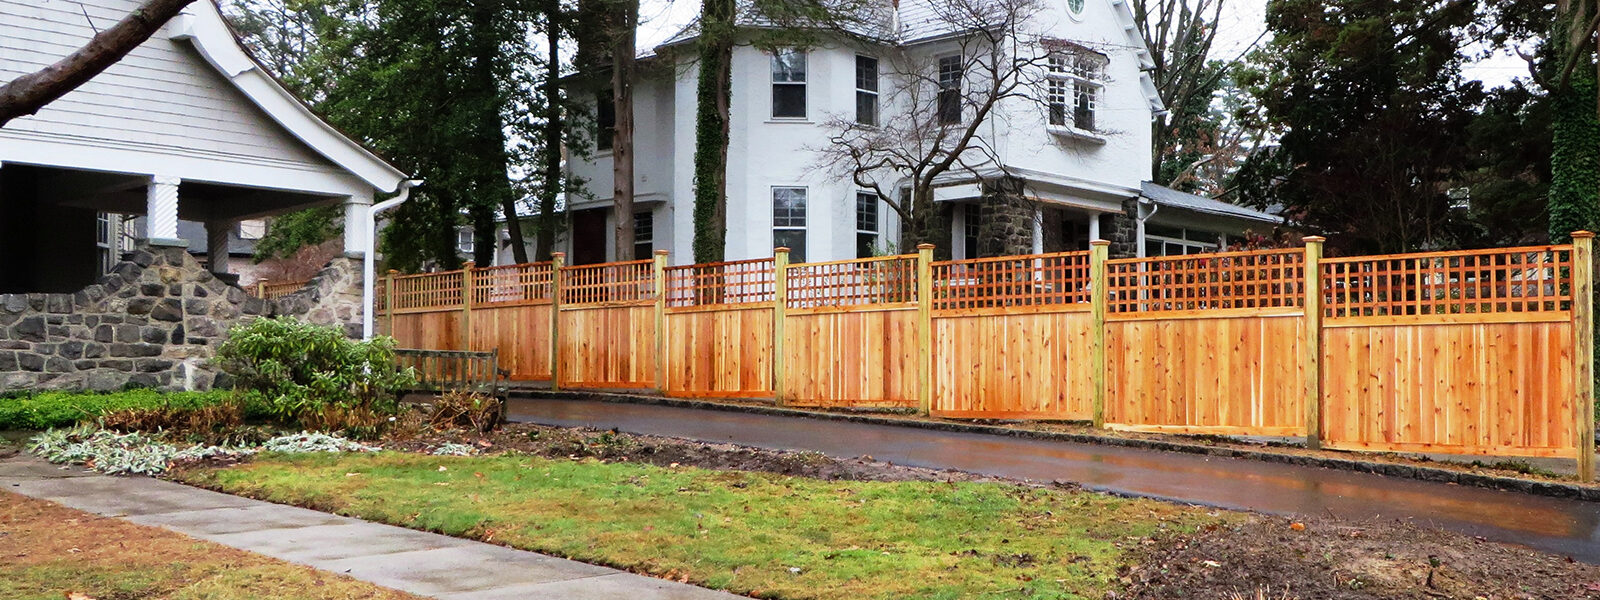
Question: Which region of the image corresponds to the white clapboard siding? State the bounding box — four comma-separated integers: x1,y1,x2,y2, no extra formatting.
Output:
0,0,331,169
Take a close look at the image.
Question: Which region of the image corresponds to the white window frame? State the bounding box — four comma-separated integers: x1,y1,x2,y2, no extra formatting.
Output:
458,228,475,255
771,49,808,120
1145,227,1220,257
855,55,879,126
772,187,808,262
1045,47,1106,140
937,54,964,126
855,191,880,258
633,210,653,258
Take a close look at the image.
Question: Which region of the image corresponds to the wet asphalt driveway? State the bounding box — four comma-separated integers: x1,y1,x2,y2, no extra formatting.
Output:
509,396,1600,563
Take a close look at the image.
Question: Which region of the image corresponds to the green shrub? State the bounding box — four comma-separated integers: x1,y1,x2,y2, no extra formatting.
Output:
214,317,414,436
0,390,237,431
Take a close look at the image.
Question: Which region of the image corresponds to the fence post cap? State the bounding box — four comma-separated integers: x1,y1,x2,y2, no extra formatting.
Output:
551,251,566,258
386,269,399,274
1090,240,1111,247
1303,236,1327,243
654,249,669,256
463,261,476,269
916,243,936,250
774,247,791,253
1574,231,1595,239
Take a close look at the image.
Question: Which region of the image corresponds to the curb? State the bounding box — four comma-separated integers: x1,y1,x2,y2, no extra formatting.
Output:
511,389,1600,503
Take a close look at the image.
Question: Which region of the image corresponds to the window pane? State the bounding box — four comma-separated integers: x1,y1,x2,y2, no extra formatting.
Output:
856,91,877,125
855,56,878,92
938,55,962,88
772,50,806,82
1074,84,1097,131
856,193,879,232
634,242,652,258
773,188,807,227
857,232,877,258
775,230,807,263
634,211,653,241
963,203,982,258
939,89,961,125
773,84,806,118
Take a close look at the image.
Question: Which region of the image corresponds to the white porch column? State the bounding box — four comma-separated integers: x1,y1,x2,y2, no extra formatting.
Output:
1088,212,1101,241
205,220,232,274
1031,206,1044,254
146,175,183,245
344,193,373,256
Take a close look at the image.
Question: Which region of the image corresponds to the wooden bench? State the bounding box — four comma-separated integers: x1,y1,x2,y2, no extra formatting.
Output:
394,348,508,399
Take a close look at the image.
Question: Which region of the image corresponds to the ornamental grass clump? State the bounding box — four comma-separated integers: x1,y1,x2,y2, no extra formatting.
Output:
215,317,414,438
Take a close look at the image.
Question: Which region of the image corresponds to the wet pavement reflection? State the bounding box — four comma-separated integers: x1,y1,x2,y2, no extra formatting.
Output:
509,398,1600,563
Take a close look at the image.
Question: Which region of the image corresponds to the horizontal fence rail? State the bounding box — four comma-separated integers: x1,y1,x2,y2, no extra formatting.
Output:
375,235,1597,478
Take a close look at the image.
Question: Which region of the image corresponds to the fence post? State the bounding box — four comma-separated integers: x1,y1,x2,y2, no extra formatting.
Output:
384,269,398,337
460,261,475,351
255,281,266,299
773,247,790,406
1572,231,1595,482
1089,240,1109,428
550,253,565,391
1302,236,1326,450
916,243,934,416
653,250,669,393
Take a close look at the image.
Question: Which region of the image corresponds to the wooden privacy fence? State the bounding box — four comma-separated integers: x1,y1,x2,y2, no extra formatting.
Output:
378,234,1598,479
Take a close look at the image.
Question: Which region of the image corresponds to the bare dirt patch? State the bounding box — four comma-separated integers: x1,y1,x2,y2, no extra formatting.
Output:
387,421,998,484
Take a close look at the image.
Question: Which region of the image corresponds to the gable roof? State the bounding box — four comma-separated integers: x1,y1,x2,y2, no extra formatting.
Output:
168,1,408,194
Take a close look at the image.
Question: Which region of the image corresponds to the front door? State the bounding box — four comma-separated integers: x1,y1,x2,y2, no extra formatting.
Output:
570,208,607,265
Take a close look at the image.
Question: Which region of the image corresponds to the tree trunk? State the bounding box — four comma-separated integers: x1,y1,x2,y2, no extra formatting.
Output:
467,0,524,266
536,2,563,262
692,0,734,263
611,0,638,261
0,0,198,127
1550,0,1600,242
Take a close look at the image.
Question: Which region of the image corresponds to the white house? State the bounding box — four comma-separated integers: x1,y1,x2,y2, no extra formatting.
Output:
561,0,1280,266
0,0,408,293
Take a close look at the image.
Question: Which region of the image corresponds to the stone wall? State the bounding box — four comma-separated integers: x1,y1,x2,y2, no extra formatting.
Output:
977,178,1036,258
0,244,364,392
1107,198,1139,258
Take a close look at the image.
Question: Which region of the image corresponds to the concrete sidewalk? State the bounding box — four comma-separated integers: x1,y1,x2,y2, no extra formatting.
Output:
0,455,742,600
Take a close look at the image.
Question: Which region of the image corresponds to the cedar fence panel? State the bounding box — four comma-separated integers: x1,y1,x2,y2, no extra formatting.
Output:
781,255,919,408
1320,246,1579,457
557,260,657,389
466,263,554,381
930,252,1095,418
662,258,776,398
1103,249,1308,435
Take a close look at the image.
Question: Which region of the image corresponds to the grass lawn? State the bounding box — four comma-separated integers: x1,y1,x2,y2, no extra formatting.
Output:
177,452,1219,600
0,491,421,600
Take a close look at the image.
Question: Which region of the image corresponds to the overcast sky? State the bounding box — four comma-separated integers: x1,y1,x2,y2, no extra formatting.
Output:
636,0,1528,88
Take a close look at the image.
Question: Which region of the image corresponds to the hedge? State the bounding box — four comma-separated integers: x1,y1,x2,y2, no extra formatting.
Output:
0,390,238,431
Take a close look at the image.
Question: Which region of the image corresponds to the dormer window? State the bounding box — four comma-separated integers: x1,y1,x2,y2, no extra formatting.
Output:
1044,43,1107,135
772,49,808,119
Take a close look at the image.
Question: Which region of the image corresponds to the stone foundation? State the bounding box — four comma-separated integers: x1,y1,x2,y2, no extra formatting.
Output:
0,244,364,392
1108,198,1139,258
977,178,1036,258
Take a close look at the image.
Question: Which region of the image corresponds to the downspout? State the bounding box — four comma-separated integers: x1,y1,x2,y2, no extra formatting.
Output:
363,180,422,339
1135,196,1159,258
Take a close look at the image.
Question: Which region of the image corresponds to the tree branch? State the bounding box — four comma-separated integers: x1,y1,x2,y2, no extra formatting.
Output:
0,0,197,128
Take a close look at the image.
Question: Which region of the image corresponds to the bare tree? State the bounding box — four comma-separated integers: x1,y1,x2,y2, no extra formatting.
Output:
815,0,1095,251
0,0,197,128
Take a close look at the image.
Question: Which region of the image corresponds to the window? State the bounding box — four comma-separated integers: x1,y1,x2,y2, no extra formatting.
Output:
458,228,475,254
1144,225,1219,256
962,203,982,259
1045,45,1106,132
772,187,808,262
771,49,807,119
633,211,653,259
96,213,114,274
938,55,963,125
238,220,265,240
596,90,615,151
855,55,879,126
856,192,880,258
1066,0,1084,15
